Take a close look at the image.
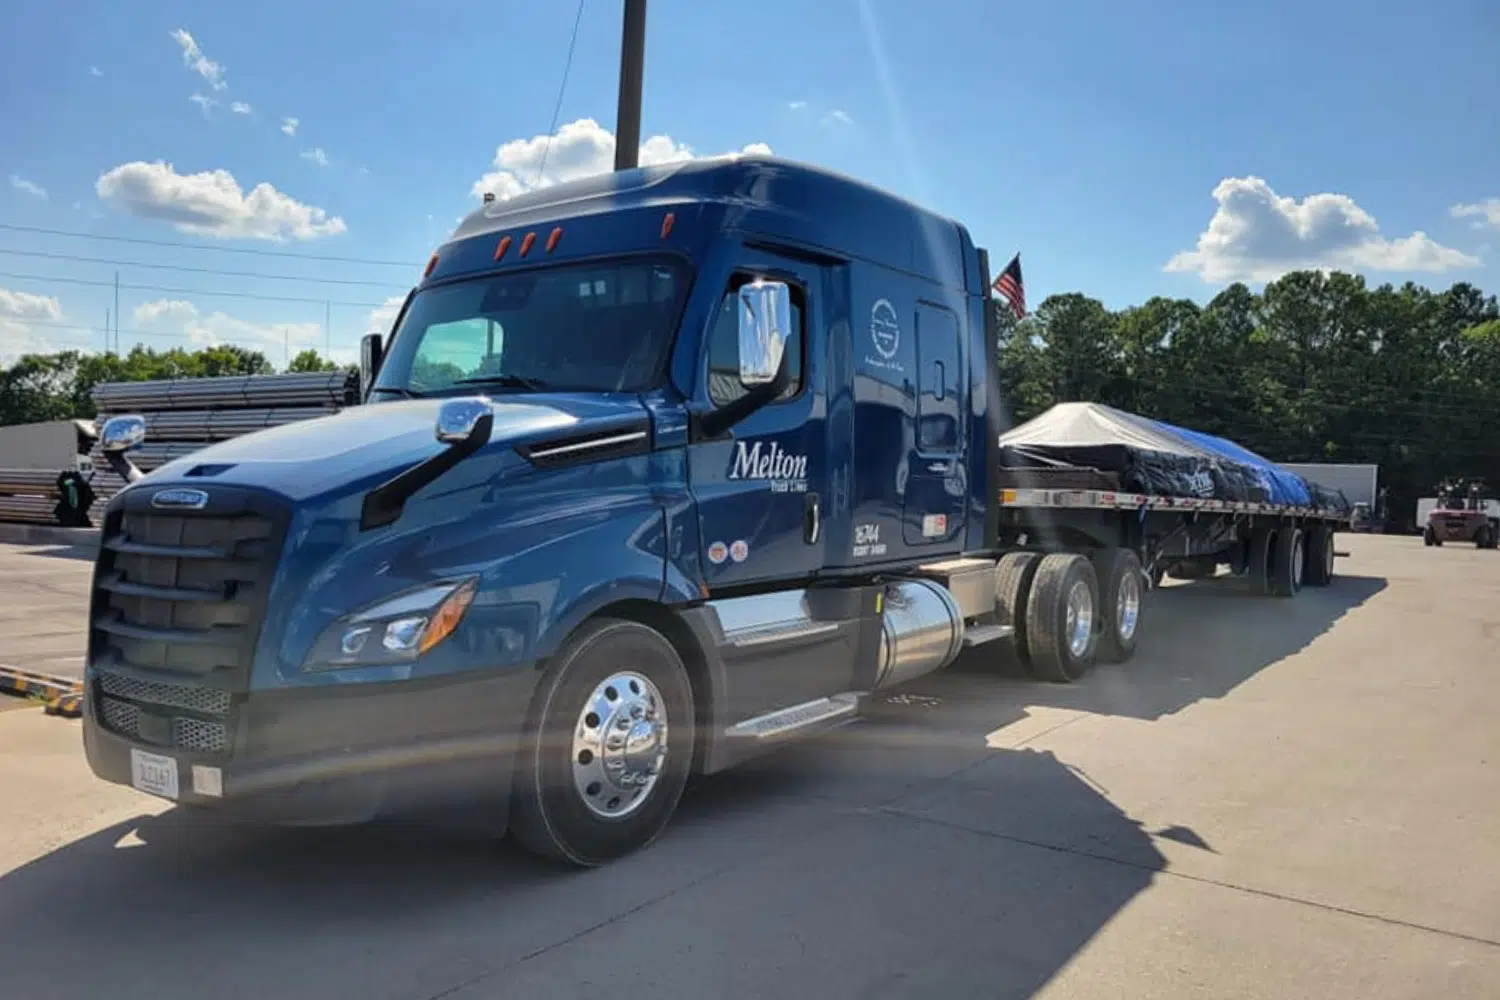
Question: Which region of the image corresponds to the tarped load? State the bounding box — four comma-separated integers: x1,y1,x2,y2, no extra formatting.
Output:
999,402,1349,512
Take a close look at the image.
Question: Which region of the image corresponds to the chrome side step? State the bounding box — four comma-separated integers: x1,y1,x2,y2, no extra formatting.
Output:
724,693,861,741
728,621,841,650
961,623,1015,647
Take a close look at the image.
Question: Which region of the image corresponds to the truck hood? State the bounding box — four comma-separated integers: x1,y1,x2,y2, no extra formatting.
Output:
135,393,648,504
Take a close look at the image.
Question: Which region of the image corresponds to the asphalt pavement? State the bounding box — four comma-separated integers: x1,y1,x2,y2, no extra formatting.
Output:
0,540,93,682
0,533,1497,999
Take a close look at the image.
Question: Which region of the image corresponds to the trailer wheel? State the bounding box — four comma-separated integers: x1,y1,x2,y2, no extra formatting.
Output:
1026,553,1101,683
1475,525,1493,550
1248,527,1277,596
993,551,1042,670
1270,525,1304,598
1423,528,1435,547
1304,525,1335,587
510,617,695,867
1093,548,1144,663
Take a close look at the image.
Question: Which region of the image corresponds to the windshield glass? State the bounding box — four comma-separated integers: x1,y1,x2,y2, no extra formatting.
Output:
372,256,689,396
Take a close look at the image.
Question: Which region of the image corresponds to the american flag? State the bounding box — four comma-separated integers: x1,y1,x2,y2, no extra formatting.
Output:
993,253,1025,319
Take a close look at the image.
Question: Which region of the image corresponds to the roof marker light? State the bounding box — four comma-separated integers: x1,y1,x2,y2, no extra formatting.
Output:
519,232,536,257
546,227,563,253
423,252,439,278
660,212,675,239
493,235,512,261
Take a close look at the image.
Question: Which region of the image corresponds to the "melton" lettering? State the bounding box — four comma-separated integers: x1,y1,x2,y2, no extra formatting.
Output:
729,440,808,481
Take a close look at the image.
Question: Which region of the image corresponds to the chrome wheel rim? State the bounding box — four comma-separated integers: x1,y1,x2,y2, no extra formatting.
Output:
1065,579,1095,658
571,671,668,820
1116,571,1141,641
1325,536,1335,576
1292,532,1305,586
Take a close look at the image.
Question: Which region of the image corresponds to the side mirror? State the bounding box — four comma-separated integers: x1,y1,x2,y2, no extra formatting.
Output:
99,414,147,484
361,396,493,530
359,332,386,400
736,281,790,388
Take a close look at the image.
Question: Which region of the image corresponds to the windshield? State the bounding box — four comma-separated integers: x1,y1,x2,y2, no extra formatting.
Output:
372,256,689,397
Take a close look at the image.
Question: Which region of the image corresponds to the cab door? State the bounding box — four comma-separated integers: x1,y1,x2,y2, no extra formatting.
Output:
688,252,826,589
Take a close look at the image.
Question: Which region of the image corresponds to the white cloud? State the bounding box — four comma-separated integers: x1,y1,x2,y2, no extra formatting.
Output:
471,117,772,201
368,295,406,335
281,117,299,136
9,175,46,199
96,160,347,241
741,142,773,156
1165,176,1480,283
170,29,226,90
0,288,68,365
89,65,103,77
189,93,217,116
788,100,807,111
826,109,854,125
230,100,252,115
133,299,323,357
1451,198,1500,231
300,147,329,167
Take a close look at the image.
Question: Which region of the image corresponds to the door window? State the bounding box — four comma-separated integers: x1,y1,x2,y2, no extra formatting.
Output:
706,276,805,406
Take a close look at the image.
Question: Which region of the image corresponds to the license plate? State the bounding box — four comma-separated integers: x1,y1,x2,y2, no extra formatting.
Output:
130,749,179,800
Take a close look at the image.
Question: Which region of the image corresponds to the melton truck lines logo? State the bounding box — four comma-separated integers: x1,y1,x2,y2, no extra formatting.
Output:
728,439,808,493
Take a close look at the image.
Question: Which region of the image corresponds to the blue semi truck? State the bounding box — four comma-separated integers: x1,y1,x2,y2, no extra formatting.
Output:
83,155,1348,866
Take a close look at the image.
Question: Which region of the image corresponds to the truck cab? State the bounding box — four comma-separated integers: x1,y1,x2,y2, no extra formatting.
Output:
82,155,1007,864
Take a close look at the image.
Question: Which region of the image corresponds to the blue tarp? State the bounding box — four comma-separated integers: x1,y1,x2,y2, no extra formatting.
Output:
1159,424,1313,507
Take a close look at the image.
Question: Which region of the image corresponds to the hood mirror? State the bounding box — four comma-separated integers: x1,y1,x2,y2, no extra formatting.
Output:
100,414,147,484
361,396,495,531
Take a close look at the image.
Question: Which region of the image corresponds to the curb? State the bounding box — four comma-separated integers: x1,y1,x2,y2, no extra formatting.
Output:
0,665,84,719
0,523,100,548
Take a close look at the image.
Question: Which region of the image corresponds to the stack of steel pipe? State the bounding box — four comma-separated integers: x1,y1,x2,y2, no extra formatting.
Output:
0,468,64,524
88,370,359,518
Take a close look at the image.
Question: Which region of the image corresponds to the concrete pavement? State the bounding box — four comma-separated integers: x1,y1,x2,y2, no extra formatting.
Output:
0,533,1496,998
0,540,93,682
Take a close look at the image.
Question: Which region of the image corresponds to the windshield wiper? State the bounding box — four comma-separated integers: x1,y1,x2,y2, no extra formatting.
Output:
370,385,428,399
453,373,554,392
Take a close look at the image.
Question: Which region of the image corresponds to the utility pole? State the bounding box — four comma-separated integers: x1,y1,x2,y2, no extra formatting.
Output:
613,0,647,171
325,300,332,359
113,271,120,355
104,310,110,356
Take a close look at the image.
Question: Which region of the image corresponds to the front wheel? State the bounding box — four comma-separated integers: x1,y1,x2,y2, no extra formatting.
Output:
510,618,696,867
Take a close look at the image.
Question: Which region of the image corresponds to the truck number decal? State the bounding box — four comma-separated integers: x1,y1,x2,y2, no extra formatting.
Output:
728,440,808,493
853,522,887,558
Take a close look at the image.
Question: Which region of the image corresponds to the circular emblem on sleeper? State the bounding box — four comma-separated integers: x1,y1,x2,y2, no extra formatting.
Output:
729,540,749,564
869,298,900,360
707,541,729,565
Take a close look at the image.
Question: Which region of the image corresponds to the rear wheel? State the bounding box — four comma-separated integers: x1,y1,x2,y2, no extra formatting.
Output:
1026,554,1101,683
1270,525,1304,598
993,551,1042,670
1093,548,1144,663
510,618,695,867
1304,525,1335,587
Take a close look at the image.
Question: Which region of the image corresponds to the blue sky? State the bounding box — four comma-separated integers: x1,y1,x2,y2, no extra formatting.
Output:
2,0,1498,366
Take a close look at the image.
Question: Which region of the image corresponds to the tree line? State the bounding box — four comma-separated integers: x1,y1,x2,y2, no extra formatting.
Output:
4,269,1498,524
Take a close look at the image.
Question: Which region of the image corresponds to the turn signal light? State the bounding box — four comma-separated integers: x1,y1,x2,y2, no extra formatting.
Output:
519,232,536,256
493,235,512,261
419,578,478,654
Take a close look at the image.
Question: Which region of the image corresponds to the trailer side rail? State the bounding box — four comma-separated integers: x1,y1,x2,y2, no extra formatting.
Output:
999,487,1351,522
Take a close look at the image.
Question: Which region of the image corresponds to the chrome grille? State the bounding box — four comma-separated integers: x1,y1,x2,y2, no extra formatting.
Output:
98,671,231,715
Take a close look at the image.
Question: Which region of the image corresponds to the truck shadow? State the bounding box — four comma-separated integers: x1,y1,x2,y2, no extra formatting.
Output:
933,571,1388,723
0,737,1165,999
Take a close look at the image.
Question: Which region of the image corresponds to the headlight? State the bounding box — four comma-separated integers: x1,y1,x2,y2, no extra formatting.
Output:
305,577,478,669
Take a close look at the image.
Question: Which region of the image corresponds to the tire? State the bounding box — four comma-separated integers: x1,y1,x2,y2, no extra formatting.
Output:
1475,526,1492,550
993,551,1042,670
1025,553,1101,683
1304,525,1335,587
1093,548,1144,663
1248,527,1277,596
1270,525,1304,598
510,617,696,867
1423,529,1435,547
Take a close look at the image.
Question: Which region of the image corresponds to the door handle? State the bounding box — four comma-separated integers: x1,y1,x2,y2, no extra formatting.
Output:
804,492,821,545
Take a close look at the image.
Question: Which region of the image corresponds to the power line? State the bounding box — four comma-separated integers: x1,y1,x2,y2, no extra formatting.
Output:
0,247,409,288
0,222,415,268
0,270,387,308
536,0,588,186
